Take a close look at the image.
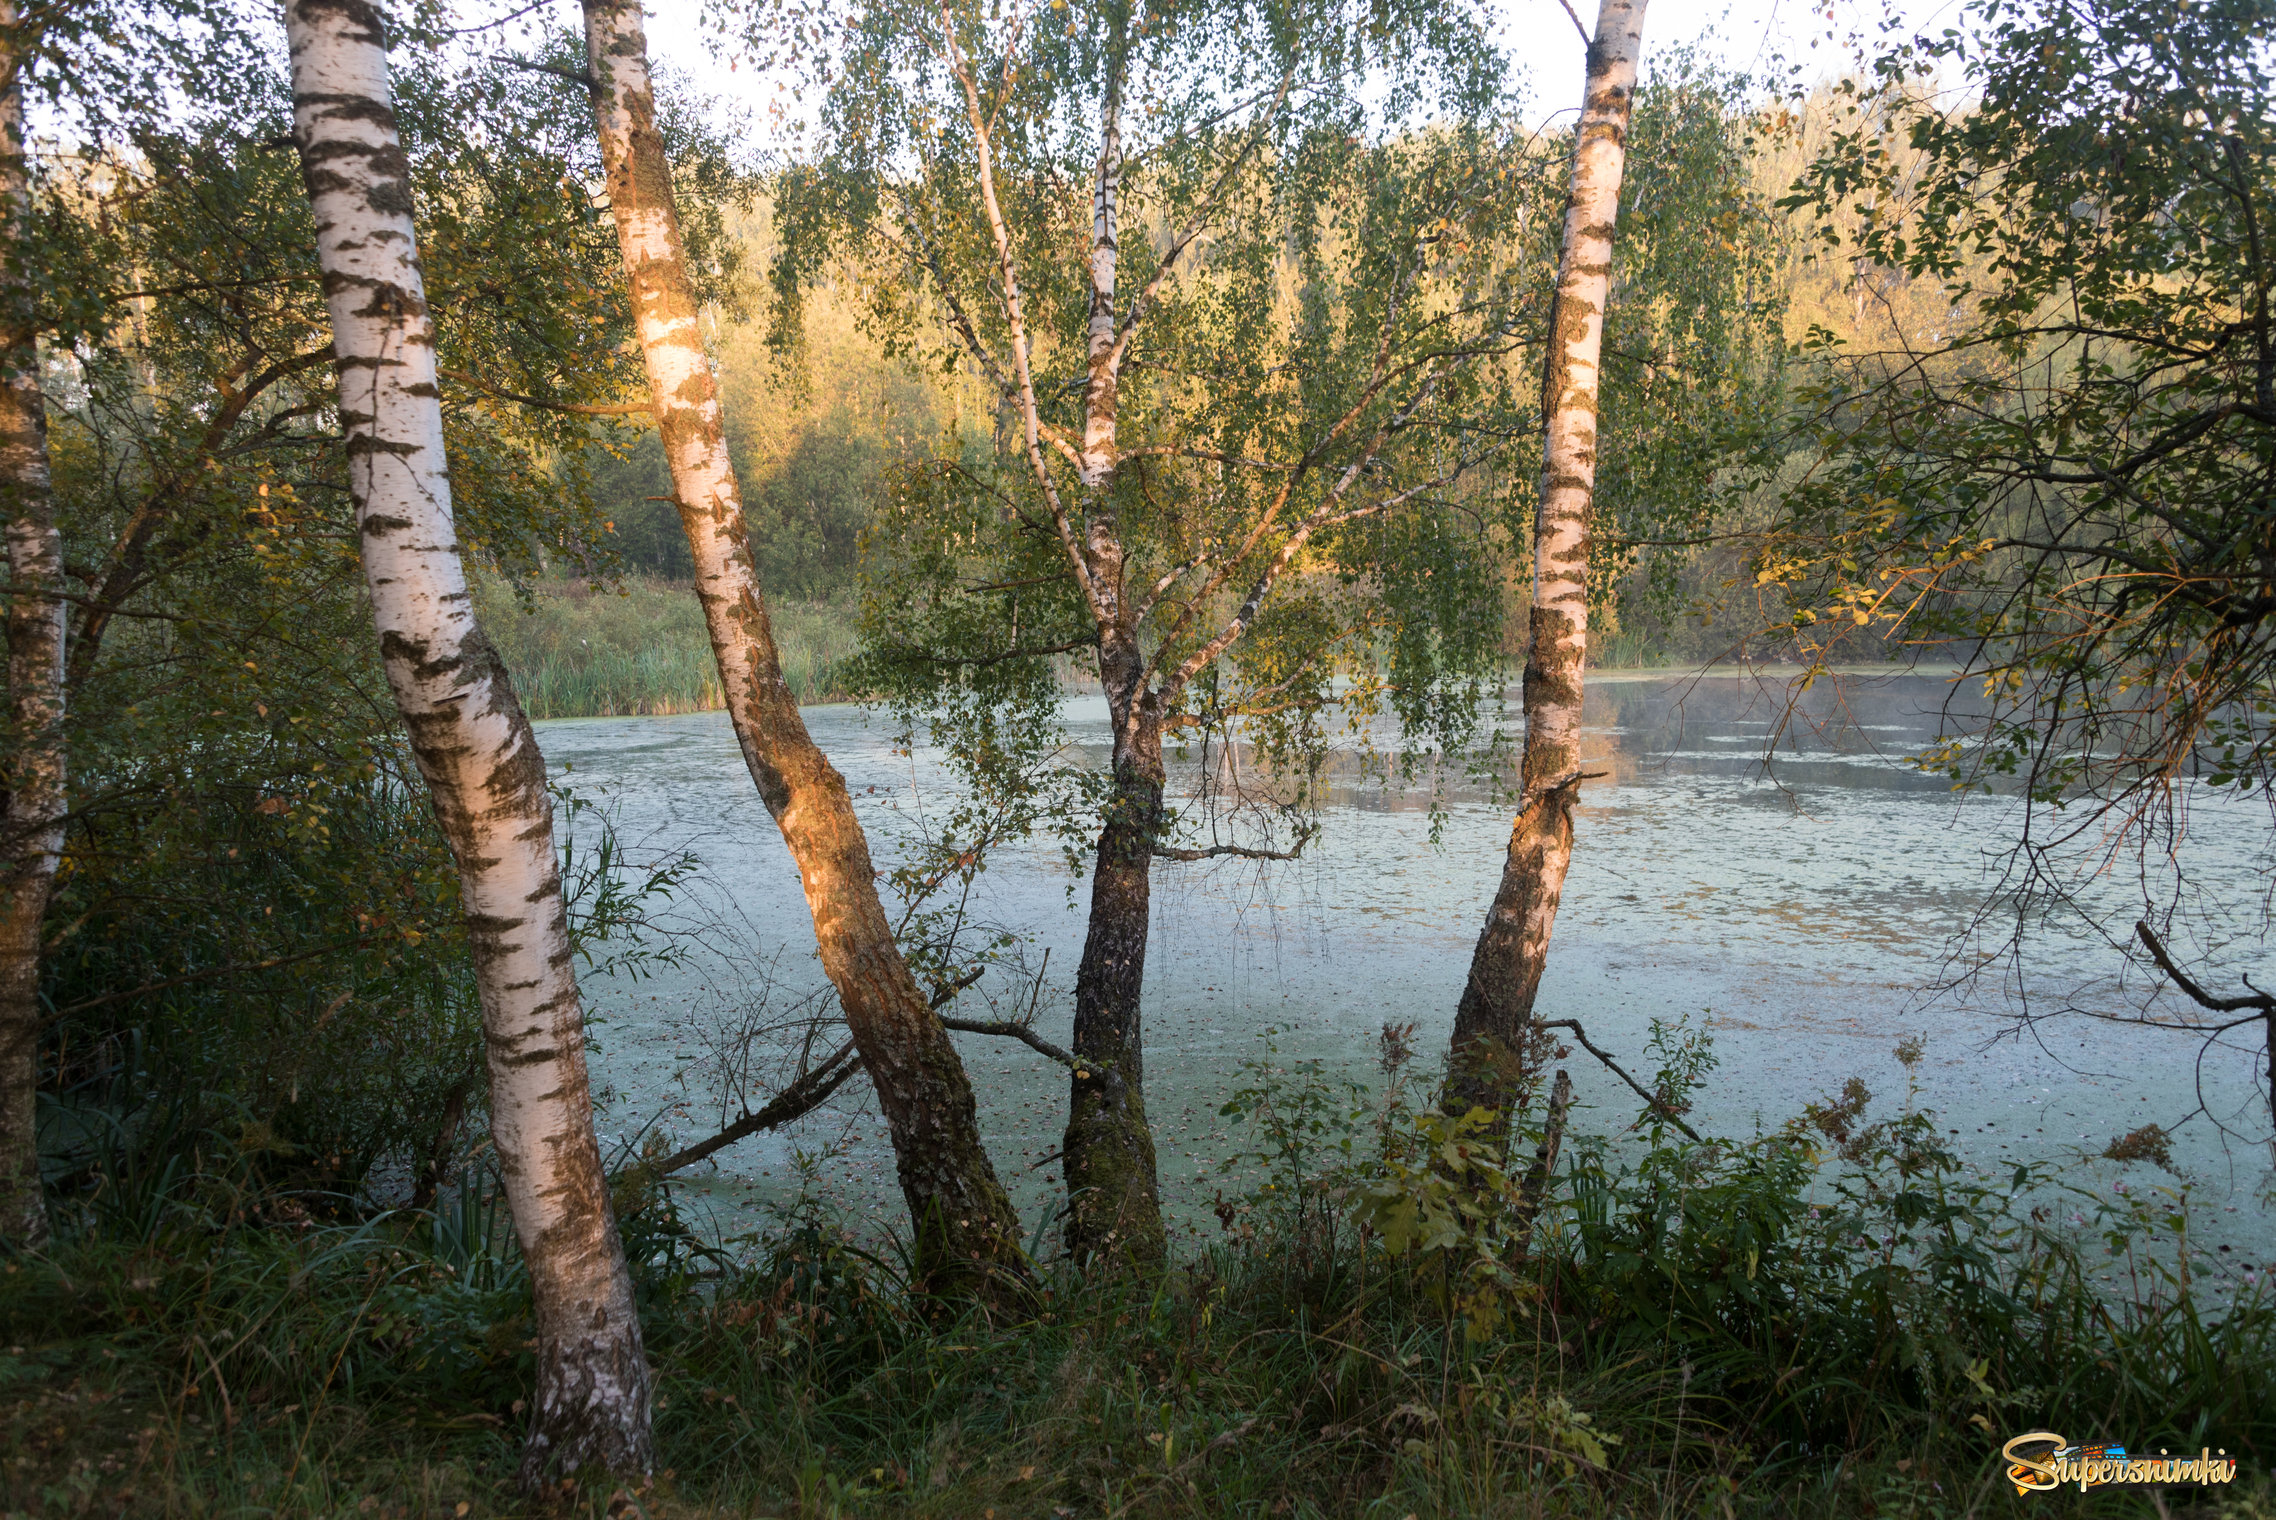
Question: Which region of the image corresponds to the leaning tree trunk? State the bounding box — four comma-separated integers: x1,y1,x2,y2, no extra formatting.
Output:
283,0,650,1482
581,0,1024,1296
0,4,60,1247
1062,641,1168,1266
1444,0,1647,1129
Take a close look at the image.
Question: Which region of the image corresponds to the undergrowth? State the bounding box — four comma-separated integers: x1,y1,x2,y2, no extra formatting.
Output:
5,1029,2274,1518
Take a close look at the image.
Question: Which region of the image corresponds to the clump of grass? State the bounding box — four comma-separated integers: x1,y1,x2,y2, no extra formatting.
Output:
474,575,862,719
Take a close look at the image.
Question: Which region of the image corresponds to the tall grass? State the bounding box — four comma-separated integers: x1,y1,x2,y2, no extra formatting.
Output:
474,576,862,719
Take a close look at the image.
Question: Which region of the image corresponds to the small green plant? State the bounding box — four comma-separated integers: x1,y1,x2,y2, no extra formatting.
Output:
1363,1102,1544,1340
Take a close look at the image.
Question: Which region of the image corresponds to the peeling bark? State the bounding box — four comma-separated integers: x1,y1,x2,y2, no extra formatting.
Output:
1445,0,1646,1130
281,0,650,1481
0,1,59,1247
581,0,1025,1296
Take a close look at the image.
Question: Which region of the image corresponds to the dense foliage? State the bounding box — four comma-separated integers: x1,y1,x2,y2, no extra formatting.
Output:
1752,0,2275,881
28,33,744,1209
6,1030,2269,1515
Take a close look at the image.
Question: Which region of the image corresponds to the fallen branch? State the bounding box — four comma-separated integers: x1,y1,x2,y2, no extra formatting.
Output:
1535,1019,1701,1142
1510,1067,1573,1260
650,1040,863,1176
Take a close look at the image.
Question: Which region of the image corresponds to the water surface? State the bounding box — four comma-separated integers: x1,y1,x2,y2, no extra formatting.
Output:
540,670,2276,1261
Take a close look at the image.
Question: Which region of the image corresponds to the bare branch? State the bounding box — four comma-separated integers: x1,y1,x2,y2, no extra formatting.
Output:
2136,920,2276,1013
649,1040,864,1176
940,1014,1080,1069
1535,1019,1703,1142
1151,827,1314,863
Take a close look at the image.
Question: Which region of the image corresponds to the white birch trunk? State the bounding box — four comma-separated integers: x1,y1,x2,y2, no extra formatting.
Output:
0,0,61,1245
581,0,1026,1294
1446,0,1647,1124
281,0,651,1479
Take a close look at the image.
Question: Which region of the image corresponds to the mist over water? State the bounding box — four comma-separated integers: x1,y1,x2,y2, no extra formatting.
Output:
541,669,2276,1261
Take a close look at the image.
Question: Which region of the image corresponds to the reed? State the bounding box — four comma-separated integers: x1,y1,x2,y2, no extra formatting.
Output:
474,575,864,719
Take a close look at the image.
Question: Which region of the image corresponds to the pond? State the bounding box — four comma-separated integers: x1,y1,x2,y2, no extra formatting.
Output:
539,668,2276,1263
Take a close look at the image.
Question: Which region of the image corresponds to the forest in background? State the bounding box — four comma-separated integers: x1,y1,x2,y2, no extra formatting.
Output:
496,106,1915,723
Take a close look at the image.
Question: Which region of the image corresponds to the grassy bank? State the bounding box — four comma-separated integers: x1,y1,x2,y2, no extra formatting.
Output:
474,577,862,719
8,1039,2274,1518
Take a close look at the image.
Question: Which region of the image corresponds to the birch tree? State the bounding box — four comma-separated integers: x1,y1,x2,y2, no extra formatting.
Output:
577,0,1025,1293
0,0,61,1246
282,0,649,1478
1443,0,1648,1127
774,0,1535,1264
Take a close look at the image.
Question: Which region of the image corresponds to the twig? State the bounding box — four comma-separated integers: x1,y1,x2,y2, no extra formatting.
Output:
927,966,988,1008
438,367,651,418
1553,0,1592,46
505,57,596,96
1536,1019,1702,1141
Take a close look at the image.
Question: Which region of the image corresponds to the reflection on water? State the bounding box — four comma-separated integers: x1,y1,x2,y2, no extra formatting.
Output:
540,669,2275,1258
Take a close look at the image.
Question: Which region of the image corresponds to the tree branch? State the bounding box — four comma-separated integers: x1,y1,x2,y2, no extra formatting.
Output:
506,57,596,96
939,1014,1080,1069
1151,825,1315,863
648,1040,864,1177
2136,920,2276,1013
939,2,1112,626
886,635,1095,669
439,368,652,418
1535,1019,1703,1141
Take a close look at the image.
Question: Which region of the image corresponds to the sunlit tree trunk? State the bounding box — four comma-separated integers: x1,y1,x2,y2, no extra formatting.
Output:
1445,0,1647,1127
0,2,60,1247
282,0,650,1480
580,0,1025,1295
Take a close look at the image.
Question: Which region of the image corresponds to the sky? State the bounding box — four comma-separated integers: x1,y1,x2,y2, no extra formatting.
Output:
625,0,1972,149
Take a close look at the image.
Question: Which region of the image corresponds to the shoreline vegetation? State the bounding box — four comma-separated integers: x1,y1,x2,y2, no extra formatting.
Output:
474,577,866,719
8,1035,2274,1517
476,575,1908,724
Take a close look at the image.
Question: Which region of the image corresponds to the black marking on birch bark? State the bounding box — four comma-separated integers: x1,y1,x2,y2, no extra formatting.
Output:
291,0,389,45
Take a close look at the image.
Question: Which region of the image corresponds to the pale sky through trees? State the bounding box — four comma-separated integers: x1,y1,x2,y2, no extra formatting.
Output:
631,0,1966,145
